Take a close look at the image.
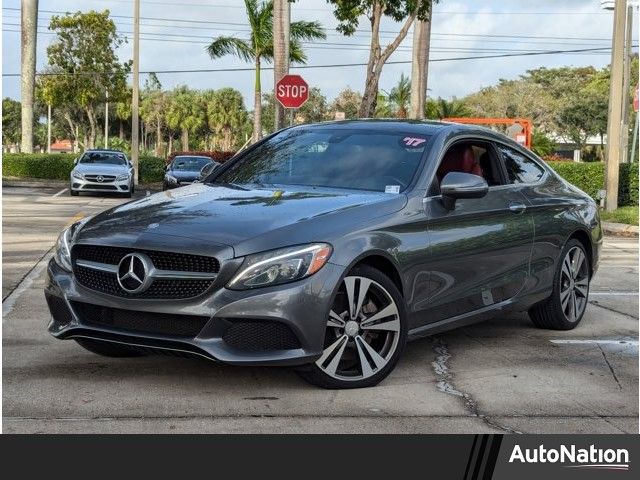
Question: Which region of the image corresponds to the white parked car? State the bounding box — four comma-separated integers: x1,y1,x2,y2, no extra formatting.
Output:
70,149,134,197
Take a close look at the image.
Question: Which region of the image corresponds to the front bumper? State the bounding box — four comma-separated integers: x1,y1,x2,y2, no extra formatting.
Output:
45,258,343,366
71,176,130,193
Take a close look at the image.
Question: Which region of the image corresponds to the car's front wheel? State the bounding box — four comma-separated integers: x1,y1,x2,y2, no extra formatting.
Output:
529,238,590,330
75,338,146,357
297,265,407,389
70,188,79,196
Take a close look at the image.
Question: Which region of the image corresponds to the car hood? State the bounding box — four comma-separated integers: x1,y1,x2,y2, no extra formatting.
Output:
76,183,407,257
74,164,128,174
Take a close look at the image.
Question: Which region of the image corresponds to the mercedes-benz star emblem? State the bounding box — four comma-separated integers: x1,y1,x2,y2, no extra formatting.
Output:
117,253,153,293
96,175,104,182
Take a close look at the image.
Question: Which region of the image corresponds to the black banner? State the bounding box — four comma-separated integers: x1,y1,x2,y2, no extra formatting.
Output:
0,434,638,478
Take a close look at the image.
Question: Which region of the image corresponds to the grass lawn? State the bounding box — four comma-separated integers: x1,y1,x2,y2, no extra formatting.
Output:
600,206,639,225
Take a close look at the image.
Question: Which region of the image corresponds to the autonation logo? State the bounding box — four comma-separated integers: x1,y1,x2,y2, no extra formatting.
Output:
509,444,630,471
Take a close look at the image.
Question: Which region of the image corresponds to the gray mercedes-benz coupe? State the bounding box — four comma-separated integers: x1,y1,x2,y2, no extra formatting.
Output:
45,120,602,388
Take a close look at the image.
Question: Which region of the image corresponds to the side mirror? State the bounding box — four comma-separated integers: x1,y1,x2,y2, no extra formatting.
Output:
73,158,79,165
440,172,489,210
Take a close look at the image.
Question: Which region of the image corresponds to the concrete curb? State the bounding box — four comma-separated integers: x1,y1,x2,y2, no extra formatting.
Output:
3,178,162,191
3,178,67,188
602,221,639,237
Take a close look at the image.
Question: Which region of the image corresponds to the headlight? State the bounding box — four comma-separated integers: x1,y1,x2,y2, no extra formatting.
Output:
116,174,130,181
54,226,74,271
53,217,91,271
227,243,332,290
166,174,178,184
72,171,84,180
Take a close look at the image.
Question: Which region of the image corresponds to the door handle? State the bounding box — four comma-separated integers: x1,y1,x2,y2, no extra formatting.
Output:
509,202,527,214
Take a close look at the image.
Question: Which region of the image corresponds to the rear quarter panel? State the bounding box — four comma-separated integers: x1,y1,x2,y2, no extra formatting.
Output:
520,172,602,299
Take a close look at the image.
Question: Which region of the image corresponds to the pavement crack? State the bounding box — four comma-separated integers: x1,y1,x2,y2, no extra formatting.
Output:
431,336,523,434
598,344,622,390
589,300,638,320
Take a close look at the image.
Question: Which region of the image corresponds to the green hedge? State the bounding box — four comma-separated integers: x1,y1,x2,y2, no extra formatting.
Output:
2,153,166,184
548,161,638,206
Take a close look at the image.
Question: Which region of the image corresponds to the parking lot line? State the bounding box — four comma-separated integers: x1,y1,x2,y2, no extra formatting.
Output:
590,292,639,296
2,250,54,319
550,339,639,346
52,188,68,197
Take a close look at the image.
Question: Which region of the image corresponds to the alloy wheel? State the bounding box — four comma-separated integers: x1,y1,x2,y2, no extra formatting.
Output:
316,275,401,381
560,246,589,322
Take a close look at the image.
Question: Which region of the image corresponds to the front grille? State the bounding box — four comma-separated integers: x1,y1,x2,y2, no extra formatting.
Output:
73,245,219,273
74,266,213,299
72,245,219,299
82,184,117,190
222,320,300,352
71,301,210,338
45,293,73,325
84,174,116,182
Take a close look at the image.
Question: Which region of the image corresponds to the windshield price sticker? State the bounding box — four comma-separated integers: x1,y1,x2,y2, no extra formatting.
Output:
402,137,426,147
385,185,401,194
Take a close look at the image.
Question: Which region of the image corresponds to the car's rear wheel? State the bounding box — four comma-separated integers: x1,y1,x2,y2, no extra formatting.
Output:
75,338,146,357
297,265,407,389
529,239,590,330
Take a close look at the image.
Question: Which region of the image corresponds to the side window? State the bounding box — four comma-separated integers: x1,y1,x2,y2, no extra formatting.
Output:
498,145,545,184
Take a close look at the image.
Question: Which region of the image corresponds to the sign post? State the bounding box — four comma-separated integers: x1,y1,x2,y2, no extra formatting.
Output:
276,74,309,111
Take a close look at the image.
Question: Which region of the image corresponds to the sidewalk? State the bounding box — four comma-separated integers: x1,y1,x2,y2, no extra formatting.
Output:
602,221,639,237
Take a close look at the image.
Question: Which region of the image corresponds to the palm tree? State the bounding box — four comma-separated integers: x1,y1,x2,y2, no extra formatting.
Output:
425,97,471,119
385,73,411,119
207,0,325,143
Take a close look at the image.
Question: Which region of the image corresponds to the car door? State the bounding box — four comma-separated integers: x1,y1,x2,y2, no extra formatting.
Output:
419,139,534,323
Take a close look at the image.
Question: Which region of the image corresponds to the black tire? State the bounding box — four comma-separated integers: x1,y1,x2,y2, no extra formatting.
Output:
131,182,135,194
297,264,408,389
74,338,146,357
70,189,79,196
123,190,132,198
529,238,590,330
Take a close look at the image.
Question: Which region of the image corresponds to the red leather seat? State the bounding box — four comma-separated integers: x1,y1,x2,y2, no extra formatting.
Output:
437,145,483,183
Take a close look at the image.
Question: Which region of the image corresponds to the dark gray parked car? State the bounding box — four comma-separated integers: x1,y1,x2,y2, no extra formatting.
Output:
45,121,602,388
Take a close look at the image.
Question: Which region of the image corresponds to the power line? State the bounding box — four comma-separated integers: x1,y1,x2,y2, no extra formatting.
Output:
3,25,615,53
1,1,613,15
0,6,615,40
2,46,629,78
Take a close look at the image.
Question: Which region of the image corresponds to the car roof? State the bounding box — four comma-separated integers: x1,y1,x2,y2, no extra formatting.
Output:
290,119,532,151
290,119,478,135
83,149,126,155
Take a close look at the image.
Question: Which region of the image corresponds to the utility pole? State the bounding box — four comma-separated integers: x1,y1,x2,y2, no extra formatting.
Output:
604,0,627,212
131,0,140,184
273,0,290,131
20,0,38,153
104,90,109,149
47,103,51,153
620,3,633,163
410,3,432,120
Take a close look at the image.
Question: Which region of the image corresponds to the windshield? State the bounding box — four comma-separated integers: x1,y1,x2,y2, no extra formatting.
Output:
172,156,212,172
79,152,127,166
212,129,430,192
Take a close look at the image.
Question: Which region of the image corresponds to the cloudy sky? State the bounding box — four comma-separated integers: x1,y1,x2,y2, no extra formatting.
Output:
1,0,637,107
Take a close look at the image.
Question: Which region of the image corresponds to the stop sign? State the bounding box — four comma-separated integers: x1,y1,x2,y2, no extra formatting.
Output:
275,74,309,109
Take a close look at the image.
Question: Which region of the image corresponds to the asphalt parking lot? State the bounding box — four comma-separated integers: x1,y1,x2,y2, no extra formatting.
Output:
2,185,638,433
